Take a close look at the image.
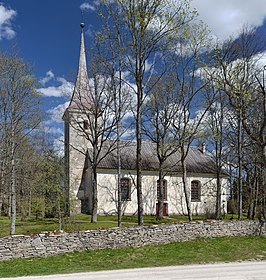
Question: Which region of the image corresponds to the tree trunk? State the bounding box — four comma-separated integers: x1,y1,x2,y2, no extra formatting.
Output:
260,166,266,219
10,156,16,235
0,192,2,216
237,115,243,220
28,189,32,217
215,138,222,220
215,100,224,220
91,166,98,223
215,172,221,219
116,98,122,227
252,175,259,220
136,102,143,225
116,52,122,227
263,145,266,168
8,194,11,218
117,145,122,227
10,105,16,235
0,166,4,216
247,171,253,219
157,164,164,220
91,108,99,223
181,146,192,221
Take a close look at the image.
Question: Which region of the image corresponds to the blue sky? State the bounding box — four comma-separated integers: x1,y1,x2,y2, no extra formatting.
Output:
1,0,266,151
1,0,101,149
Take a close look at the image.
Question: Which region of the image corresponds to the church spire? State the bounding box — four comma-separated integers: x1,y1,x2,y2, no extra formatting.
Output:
65,23,92,113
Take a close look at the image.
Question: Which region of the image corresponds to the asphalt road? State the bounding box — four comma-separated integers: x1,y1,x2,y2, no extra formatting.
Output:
1,261,266,280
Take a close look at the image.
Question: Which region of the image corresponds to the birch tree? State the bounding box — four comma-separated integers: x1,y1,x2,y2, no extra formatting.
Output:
99,0,198,225
199,86,231,219
167,21,211,221
0,51,41,234
207,26,266,219
143,74,180,219
95,21,133,226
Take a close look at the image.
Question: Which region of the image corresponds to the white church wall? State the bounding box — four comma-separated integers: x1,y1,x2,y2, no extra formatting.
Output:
67,111,90,197
96,169,228,216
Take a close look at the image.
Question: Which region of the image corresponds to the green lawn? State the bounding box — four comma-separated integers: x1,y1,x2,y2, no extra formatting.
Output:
0,214,205,237
0,214,120,237
0,213,244,237
0,236,265,278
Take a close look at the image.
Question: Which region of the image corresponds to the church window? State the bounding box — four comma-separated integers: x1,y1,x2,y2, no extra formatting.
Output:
157,179,167,200
191,180,201,202
83,120,89,130
120,178,131,201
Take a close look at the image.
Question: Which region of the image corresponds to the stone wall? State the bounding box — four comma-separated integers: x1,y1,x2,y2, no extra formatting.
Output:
0,220,265,260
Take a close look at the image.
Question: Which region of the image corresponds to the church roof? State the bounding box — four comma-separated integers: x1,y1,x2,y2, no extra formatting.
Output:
63,24,93,118
87,141,227,176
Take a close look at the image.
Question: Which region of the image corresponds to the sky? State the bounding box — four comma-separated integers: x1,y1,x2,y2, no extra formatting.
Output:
1,0,266,151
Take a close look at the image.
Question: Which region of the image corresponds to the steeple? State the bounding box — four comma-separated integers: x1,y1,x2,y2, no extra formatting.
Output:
64,23,92,115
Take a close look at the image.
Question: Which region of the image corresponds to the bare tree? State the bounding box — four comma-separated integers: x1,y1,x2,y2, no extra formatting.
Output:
199,86,231,219
0,51,41,234
95,23,132,226
207,26,266,219
143,74,180,219
99,0,198,225
168,21,211,221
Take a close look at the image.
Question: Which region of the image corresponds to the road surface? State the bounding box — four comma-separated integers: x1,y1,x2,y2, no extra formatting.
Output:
1,261,266,280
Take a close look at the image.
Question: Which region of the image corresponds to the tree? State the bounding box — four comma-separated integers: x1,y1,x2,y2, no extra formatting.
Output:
143,74,180,219
199,87,231,219
68,49,128,222
15,135,41,220
166,20,211,221
99,0,198,225
206,26,266,219
95,24,133,226
0,51,41,234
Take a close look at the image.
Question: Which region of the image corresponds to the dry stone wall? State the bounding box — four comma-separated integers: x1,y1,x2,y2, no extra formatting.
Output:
0,220,265,260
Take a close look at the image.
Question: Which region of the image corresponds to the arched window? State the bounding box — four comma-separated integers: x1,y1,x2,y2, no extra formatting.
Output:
83,120,89,130
120,178,131,201
157,179,167,200
191,180,201,202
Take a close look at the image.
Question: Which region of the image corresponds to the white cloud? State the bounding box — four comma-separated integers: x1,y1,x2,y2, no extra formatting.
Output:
80,1,266,42
47,101,70,124
0,4,16,40
80,1,99,11
253,52,266,69
39,70,55,86
191,0,266,40
43,103,67,156
41,122,64,156
38,75,74,97
43,125,64,136
53,135,64,158
196,50,266,85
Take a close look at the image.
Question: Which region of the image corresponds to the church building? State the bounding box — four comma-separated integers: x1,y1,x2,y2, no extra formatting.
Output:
63,24,228,216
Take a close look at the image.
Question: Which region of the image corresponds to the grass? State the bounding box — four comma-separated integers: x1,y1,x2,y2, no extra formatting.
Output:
0,214,121,237
0,213,245,237
0,236,265,278
0,214,191,237
0,214,246,237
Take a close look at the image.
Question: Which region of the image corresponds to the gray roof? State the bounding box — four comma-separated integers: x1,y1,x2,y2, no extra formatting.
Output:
88,141,227,176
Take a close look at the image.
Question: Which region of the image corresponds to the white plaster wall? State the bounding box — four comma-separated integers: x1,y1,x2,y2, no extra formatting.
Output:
97,169,228,216
67,112,90,196
64,111,92,214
